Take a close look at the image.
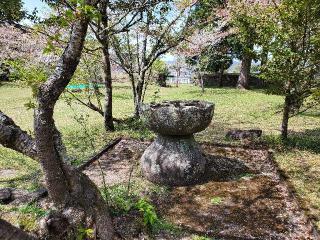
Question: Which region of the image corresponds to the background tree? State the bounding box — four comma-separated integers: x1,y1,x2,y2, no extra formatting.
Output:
177,25,231,92
227,0,258,89
189,0,268,89
187,43,232,87
89,0,154,130
112,1,193,117
150,59,170,87
0,0,25,24
255,0,320,139
0,24,56,96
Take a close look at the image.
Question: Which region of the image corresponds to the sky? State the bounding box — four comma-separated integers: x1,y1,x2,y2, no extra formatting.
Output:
23,0,48,16
22,0,241,71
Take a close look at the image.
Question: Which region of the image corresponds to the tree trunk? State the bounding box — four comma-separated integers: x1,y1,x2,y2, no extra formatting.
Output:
218,65,224,87
0,112,68,162
134,74,145,118
0,111,37,159
237,53,252,89
281,95,291,139
34,12,114,239
0,219,38,240
134,96,140,118
102,41,114,131
260,49,268,68
200,72,204,93
176,69,180,87
99,0,114,131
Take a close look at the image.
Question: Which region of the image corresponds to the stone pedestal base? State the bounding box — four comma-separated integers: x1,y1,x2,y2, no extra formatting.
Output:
141,135,207,186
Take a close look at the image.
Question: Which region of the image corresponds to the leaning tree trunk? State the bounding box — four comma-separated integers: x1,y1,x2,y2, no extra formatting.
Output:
0,111,37,159
102,40,114,131
34,10,114,240
237,53,252,89
0,111,68,163
281,95,291,140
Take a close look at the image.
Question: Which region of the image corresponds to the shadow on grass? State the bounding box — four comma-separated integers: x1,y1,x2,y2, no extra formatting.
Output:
186,88,242,96
0,170,42,190
113,93,132,100
114,85,132,90
115,117,153,140
264,128,320,154
298,111,320,118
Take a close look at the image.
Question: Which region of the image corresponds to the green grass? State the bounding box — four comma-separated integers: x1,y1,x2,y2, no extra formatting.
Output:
1,82,320,228
0,203,48,232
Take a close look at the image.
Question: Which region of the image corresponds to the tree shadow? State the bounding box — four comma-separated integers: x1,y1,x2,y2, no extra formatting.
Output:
264,128,320,154
153,145,317,239
285,128,320,154
157,173,314,239
298,111,320,118
186,87,242,96
113,93,132,100
201,154,254,184
113,85,132,90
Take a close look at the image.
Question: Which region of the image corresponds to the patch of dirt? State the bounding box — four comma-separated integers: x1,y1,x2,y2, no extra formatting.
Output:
83,139,319,239
0,169,18,180
84,138,149,186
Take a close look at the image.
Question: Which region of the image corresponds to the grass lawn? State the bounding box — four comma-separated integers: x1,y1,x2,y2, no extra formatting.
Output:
0,82,320,229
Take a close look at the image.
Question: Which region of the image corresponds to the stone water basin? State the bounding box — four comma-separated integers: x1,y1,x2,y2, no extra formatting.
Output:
141,100,214,136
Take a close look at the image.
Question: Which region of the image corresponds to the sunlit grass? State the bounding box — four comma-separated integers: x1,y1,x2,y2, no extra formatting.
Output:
0,82,320,227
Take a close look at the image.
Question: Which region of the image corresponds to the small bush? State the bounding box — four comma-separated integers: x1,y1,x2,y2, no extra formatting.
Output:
101,185,135,214
135,198,158,228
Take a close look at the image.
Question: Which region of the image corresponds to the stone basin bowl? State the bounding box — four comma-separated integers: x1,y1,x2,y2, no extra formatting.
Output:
141,100,214,136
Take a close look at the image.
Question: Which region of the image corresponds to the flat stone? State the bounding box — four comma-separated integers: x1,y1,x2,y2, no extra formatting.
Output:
11,188,48,205
226,129,262,140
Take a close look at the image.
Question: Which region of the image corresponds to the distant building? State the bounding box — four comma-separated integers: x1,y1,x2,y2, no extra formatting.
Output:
165,59,193,85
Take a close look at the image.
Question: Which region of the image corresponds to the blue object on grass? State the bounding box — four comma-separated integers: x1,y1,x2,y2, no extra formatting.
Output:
66,83,103,90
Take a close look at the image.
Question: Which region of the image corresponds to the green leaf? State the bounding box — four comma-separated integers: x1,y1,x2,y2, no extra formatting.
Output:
210,196,223,205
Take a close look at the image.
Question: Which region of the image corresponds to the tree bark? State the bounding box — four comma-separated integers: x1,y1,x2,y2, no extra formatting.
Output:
102,41,114,131
0,219,38,240
237,53,252,89
260,49,268,68
34,11,114,239
99,0,115,131
1,112,68,162
200,72,204,93
0,111,37,160
134,73,146,118
218,65,224,87
281,95,291,139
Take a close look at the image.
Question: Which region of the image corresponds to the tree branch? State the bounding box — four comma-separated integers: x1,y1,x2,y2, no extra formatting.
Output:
0,111,37,160
66,90,104,116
